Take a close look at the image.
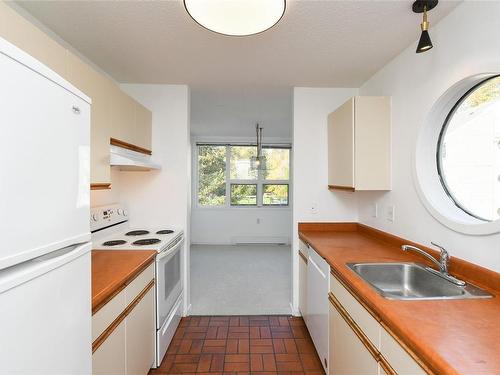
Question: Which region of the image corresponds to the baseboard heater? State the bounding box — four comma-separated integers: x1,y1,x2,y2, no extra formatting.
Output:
231,236,289,245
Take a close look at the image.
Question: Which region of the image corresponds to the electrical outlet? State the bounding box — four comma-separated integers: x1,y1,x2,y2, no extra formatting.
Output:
387,205,395,222
372,203,378,218
311,203,319,214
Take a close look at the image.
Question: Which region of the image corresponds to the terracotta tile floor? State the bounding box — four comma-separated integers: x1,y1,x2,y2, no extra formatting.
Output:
149,315,325,375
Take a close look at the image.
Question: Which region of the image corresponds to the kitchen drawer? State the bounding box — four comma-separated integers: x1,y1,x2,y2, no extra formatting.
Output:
125,263,154,305
330,273,381,349
93,263,154,341
92,288,127,342
380,327,425,375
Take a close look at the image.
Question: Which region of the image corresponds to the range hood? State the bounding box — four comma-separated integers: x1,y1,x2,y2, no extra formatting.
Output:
110,145,161,171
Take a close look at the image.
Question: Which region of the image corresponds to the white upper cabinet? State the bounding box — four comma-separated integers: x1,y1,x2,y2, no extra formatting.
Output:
110,86,153,153
0,2,66,75
65,51,115,186
328,96,391,191
0,2,153,189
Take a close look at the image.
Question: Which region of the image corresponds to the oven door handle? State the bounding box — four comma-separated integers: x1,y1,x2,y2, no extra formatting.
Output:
156,243,181,261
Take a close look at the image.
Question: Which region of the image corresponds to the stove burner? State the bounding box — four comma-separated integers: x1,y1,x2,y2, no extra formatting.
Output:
157,230,174,235
126,230,150,236
102,240,127,246
133,238,161,246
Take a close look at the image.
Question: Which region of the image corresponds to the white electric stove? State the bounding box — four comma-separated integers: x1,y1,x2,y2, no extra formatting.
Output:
91,204,183,368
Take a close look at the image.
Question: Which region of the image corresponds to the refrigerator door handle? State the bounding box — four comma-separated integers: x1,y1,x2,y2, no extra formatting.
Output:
31,243,85,262
0,242,91,295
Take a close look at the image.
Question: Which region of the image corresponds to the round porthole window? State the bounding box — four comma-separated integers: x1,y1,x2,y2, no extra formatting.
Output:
437,75,500,222
414,73,500,235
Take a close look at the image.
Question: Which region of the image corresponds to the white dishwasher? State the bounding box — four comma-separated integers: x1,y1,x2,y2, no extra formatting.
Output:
306,244,329,372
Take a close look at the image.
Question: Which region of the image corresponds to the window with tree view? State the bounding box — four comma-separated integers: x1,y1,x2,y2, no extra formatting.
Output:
197,145,226,206
197,144,290,207
438,75,500,221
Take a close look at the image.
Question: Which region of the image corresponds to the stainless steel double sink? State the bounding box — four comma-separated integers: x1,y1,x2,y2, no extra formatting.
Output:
347,262,492,300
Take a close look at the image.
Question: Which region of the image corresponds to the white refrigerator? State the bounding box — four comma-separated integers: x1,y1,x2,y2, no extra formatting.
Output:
0,37,92,375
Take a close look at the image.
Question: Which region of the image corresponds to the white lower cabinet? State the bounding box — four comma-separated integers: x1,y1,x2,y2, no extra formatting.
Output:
380,328,426,375
328,273,426,375
306,246,329,372
126,288,156,375
329,302,379,375
298,243,425,375
93,320,126,375
92,265,155,375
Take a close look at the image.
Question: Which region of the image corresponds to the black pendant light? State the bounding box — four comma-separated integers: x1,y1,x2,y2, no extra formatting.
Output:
413,0,438,53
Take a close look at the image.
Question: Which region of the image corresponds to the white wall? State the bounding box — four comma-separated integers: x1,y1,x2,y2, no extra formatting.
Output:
191,208,291,245
356,2,500,272
291,87,359,312
91,84,192,312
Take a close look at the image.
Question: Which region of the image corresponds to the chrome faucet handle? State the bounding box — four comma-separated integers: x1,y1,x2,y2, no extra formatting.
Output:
431,242,449,273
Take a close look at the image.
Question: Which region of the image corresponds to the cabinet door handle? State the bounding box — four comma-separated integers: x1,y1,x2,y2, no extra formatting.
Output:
72,106,81,114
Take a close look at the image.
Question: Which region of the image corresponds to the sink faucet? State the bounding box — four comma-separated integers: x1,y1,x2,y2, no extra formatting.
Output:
401,242,465,286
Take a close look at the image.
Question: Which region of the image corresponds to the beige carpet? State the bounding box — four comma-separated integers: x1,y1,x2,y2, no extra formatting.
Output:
189,244,292,315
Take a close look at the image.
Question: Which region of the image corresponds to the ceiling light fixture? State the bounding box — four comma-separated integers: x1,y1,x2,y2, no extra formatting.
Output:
183,0,286,37
413,0,438,53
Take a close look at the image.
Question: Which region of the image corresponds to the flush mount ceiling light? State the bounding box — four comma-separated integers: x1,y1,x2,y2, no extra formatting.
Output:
413,0,438,53
183,0,286,36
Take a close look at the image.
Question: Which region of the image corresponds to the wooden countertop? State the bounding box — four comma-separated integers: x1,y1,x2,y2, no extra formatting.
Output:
92,250,156,314
298,223,500,375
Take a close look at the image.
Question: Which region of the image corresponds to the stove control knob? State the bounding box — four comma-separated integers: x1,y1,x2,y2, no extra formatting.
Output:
117,208,128,217
122,209,128,217
91,213,98,222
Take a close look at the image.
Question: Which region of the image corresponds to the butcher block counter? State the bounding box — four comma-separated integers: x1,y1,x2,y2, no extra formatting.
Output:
299,222,500,375
91,250,156,314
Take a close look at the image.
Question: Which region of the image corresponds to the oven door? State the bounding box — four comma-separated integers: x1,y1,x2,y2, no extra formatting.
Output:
155,238,183,329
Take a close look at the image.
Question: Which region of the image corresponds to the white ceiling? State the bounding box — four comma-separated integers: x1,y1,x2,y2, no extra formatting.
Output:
15,0,460,137
191,86,292,137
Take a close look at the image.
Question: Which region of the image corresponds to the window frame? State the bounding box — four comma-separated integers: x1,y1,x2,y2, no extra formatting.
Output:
436,75,500,223
413,72,500,235
194,142,291,209
230,183,258,206
262,183,290,206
